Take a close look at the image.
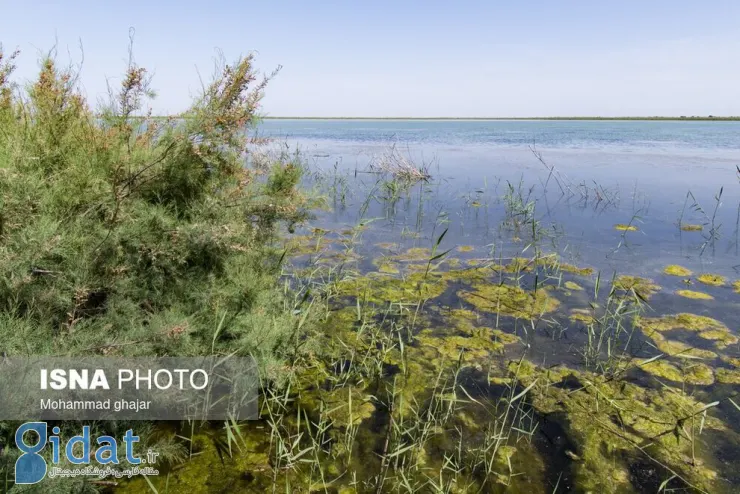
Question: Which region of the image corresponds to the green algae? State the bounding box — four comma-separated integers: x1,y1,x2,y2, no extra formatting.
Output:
715,368,740,384
680,223,704,231
441,308,521,346
505,256,538,272
676,289,714,300
635,315,723,358
635,313,728,333
118,427,274,493
613,275,661,299
336,271,447,304
445,257,462,268
375,242,398,250
734,280,740,294
721,355,740,368
415,330,505,363
456,245,475,252
570,308,595,324
392,246,432,261
558,262,595,276
647,332,718,359
696,329,739,348
697,273,726,287
636,359,714,385
564,281,584,291
663,264,693,276
458,282,560,320
507,360,725,493
372,257,400,274
298,385,376,427
614,224,638,231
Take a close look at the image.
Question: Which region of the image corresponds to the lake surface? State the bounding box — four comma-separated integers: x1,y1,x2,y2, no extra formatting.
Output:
125,121,740,493
261,119,740,277
252,119,740,492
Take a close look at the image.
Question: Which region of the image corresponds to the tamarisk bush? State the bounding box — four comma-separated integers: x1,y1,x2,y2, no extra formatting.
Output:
0,44,311,380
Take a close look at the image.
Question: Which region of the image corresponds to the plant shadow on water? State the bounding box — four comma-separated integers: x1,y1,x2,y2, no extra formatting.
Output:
119,136,740,493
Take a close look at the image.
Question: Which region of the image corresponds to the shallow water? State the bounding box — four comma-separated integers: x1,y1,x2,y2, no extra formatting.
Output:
261,119,740,277
122,120,740,493
266,119,740,491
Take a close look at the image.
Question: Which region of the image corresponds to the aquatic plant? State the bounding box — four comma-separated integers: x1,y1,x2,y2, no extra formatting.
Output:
612,275,661,300
509,360,728,493
663,264,692,276
680,224,704,231
570,308,595,324
637,358,714,386
635,313,728,333
696,273,726,286
716,368,740,384
614,223,638,231
368,143,431,183
676,289,714,300
457,282,560,320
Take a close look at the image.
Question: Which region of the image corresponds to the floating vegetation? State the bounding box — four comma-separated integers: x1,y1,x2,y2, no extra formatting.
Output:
415,330,506,363
372,257,400,274
637,359,714,385
570,308,595,324
697,329,739,348
458,282,559,320
612,275,661,299
734,280,740,293
721,355,740,368
336,271,447,304
663,264,692,276
456,245,475,252
298,385,376,428
680,223,704,231
636,313,728,333
636,313,735,351
509,360,727,493
504,256,534,272
715,368,740,384
697,273,727,286
676,289,714,300
391,246,432,262
647,332,718,359
614,223,638,231
559,262,595,276
375,242,398,250
564,280,584,291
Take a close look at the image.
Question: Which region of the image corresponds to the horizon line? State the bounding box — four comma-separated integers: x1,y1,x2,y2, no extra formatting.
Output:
260,116,740,121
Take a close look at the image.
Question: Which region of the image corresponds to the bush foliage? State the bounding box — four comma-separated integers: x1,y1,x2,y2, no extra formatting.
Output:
0,44,311,379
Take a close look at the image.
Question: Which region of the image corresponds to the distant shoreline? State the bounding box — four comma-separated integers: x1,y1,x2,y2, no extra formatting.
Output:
262,116,740,122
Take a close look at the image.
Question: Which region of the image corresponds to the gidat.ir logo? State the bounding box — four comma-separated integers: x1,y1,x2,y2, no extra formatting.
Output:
14,422,141,484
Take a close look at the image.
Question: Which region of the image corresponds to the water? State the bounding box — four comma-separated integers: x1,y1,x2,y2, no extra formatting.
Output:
122,120,740,493
261,119,740,277
258,119,740,493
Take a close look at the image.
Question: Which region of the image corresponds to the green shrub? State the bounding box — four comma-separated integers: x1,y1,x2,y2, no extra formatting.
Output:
0,44,311,380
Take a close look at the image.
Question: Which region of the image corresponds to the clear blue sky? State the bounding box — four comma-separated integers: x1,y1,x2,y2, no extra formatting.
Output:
1,1,739,117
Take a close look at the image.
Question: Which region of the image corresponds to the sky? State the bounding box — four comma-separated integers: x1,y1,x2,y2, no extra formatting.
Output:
1,0,739,117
